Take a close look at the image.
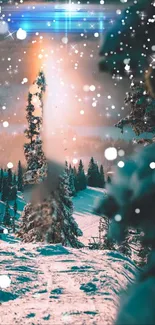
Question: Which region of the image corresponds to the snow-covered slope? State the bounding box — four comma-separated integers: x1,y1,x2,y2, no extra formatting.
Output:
0,188,138,325
73,187,106,245
0,243,137,325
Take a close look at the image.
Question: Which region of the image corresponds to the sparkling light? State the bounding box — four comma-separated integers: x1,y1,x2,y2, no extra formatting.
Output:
114,214,122,222
0,275,11,289
80,110,84,115
118,149,125,157
16,28,27,40
94,32,99,37
3,121,9,128
89,85,96,91
104,147,117,161
73,158,78,164
135,208,140,214
62,37,68,44
118,161,125,168
7,162,13,169
150,162,155,169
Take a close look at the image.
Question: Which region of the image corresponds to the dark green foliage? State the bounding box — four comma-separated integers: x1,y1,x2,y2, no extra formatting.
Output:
99,165,105,188
17,161,23,191
9,185,17,201
24,93,38,144
57,170,83,248
3,200,11,226
107,175,111,184
36,70,46,93
77,160,87,191
69,165,76,197
7,168,12,186
73,166,78,192
87,157,100,187
12,199,17,232
1,177,9,201
0,168,3,191
13,174,16,186
115,80,155,138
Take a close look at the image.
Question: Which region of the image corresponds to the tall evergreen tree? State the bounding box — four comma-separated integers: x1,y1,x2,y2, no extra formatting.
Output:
99,165,105,188
17,160,23,191
69,165,76,197
18,169,83,248
0,168,3,191
73,166,78,192
12,199,17,232
13,174,16,186
24,93,39,144
23,71,47,185
87,157,100,187
77,159,87,191
1,177,9,202
7,168,12,186
57,170,83,247
107,175,111,184
3,200,11,227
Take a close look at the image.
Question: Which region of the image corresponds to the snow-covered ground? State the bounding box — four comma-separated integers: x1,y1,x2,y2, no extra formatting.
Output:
0,188,137,325
73,187,106,245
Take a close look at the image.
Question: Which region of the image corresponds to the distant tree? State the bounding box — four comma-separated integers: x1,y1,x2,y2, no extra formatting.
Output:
17,161,23,192
7,168,12,186
13,174,16,186
69,165,76,196
57,169,83,247
107,175,112,184
12,199,17,232
87,157,100,187
99,165,105,188
73,166,78,192
9,186,17,201
3,200,11,227
77,159,87,191
0,168,3,191
1,177,9,202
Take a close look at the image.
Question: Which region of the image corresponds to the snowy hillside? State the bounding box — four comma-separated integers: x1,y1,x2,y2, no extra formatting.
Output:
0,188,138,325
0,243,137,325
73,187,106,245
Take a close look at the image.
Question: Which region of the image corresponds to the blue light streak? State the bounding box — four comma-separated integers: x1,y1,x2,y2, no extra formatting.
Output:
1,4,117,34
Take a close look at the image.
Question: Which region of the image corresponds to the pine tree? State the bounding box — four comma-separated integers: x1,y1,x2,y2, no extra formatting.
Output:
99,165,105,188
17,160,23,191
87,157,100,187
12,199,17,232
0,168,3,191
3,200,11,227
23,72,47,185
17,169,83,248
77,159,87,191
73,166,78,192
107,175,111,184
1,177,9,202
7,168,12,186
69,165,76,197
57,169,83,247
13,174,16,186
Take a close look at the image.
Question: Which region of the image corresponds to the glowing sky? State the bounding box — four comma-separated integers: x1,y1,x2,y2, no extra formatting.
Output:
0,2,131,168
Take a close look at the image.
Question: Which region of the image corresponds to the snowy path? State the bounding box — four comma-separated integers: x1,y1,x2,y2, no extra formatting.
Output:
73,187,106,245
0,188,138,325
0,243,137,325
